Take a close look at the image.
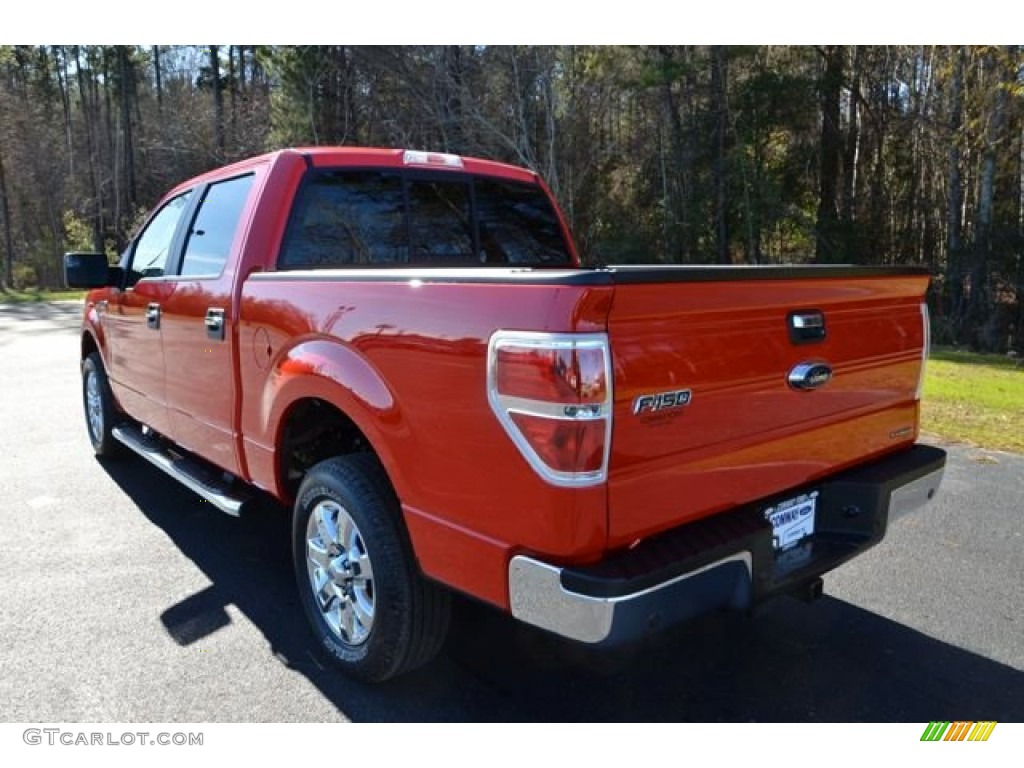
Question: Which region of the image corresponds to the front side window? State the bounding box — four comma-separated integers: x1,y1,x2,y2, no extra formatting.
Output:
130,191,193,280
279,171,572,269
180,174,255,277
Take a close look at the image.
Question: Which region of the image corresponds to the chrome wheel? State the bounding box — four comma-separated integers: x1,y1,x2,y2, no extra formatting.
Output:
293,455,450,680
305,499,375,645
85,369,104,442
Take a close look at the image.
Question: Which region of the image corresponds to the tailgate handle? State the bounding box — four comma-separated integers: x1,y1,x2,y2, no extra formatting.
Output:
788,310,825,344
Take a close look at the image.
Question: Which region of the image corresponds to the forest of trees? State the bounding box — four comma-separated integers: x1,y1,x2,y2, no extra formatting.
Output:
1,45,1022,352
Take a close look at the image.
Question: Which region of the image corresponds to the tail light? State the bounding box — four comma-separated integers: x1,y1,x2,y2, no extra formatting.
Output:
916,302,930,401
487,331,612,487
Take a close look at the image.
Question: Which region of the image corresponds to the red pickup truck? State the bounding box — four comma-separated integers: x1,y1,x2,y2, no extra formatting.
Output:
66,147,946,682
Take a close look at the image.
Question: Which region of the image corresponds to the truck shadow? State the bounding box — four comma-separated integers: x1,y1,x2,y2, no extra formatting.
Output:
101,456,1024,722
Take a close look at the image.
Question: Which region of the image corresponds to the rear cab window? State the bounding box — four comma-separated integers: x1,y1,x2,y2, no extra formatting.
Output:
278,169,572,269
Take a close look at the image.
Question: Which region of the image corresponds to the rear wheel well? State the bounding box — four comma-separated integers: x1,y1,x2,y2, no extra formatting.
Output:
278,398,377,500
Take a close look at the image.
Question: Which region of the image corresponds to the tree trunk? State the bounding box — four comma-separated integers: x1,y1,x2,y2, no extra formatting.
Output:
153,45,163,109
342,46,359,144
711,45,730,264
1018,69,1024,355
816,46,844,263
118,46,136,213
901,46,933,265
970,48,1010,351
441,45,464,153
250,46,266,89
237,45,246,93
946,46,966,326
681,47,698,262
0,146,14,289
841,47,862,241
228,45,237,147
75,47,105,252
325,46,349,145
102,48,114,179
538,48,559,194
53,46,74,178
657,46,686,263
209,45,225,155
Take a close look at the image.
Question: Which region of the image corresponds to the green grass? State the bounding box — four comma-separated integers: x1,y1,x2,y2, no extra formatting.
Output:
922,347,1024,453
0,288,86,304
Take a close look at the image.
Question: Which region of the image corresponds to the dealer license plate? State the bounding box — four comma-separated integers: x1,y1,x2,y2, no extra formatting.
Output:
764,491,817,551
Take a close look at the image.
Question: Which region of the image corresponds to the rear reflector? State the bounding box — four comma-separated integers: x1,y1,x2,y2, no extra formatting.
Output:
488,331,612,487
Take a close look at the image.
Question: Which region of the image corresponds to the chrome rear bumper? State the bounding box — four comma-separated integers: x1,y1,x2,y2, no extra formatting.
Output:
508,443,946,646
509,553,752,643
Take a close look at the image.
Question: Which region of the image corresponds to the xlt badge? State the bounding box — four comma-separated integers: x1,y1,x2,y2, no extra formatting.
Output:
633,389,692,415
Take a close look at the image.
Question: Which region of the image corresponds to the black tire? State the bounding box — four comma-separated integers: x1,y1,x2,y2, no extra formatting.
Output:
82,352,124,458
292,453,450,682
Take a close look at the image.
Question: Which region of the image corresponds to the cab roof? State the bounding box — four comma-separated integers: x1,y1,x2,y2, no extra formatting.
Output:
174,146,539,195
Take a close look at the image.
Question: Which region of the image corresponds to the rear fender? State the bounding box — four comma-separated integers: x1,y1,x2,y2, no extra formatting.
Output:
261,338,405,499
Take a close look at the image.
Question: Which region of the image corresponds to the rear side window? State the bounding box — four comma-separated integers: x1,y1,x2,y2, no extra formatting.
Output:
180,174,255,277
279,170,571,269
475,179,570,265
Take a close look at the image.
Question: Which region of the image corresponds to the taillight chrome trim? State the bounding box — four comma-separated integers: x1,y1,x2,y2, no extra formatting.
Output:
487,330,613,488
498,396,606,421
916,302,930,401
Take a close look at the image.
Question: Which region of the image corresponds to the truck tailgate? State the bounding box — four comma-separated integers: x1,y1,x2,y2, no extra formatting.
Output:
605,267,930,546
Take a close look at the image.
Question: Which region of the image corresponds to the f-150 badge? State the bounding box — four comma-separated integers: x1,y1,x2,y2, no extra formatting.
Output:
633,389,692,415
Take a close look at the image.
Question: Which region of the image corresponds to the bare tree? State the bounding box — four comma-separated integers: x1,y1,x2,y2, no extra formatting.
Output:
0,144,14,288
711,45,730,264
816,46,844,262
210,45,225,155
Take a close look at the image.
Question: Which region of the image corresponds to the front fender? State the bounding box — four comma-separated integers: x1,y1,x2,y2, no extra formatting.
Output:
82,302,108,366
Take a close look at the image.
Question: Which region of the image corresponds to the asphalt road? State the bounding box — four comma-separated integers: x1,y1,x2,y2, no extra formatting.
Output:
1,300,1021,722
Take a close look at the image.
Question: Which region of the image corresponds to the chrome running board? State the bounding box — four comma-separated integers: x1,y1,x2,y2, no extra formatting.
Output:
112,424,248,517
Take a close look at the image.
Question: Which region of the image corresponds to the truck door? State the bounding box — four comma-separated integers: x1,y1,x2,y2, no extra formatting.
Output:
105,190,194,437
159,173,256,477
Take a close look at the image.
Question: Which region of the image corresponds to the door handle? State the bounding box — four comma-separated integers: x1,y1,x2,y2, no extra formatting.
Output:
146,303,161,330
205,308,226,341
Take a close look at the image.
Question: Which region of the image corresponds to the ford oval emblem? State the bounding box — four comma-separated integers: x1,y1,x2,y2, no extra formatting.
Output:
788,362,833,391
